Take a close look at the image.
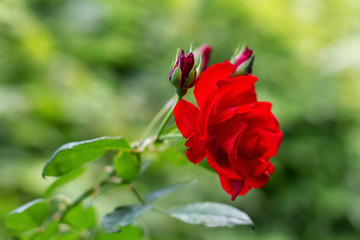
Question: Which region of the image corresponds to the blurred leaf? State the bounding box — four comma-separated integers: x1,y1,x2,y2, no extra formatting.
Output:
102,205,152,233
33,222,59,240
43,136,131,177
6,213,37,233
145,179,196,204
64,205,96,230
96,226,143,240
6,199,50,232
48,196,70,217
139,158,152,175
114,151,139,182
167,202,253,227
52,232,80,240
156,141,188,166
44,168,86,198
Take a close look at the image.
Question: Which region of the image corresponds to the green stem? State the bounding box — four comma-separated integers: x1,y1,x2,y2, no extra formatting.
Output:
158,133,183,141
141,95,177,139
57,95,182,222
59,169,117,221
155,95,181,142
129,184,146,205
84,181,122,208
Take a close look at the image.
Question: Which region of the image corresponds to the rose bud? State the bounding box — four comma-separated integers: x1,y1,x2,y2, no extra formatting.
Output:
230,45,254,76
194,44,212,73
169,49,197,98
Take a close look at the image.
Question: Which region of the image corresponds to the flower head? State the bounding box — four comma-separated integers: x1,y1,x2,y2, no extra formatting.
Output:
173,57,282,200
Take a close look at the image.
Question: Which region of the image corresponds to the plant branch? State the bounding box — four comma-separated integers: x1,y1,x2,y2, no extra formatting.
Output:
141,95,177,139
59,169,118,221
155,95,181,142
158,133,183,141
129,184,146,205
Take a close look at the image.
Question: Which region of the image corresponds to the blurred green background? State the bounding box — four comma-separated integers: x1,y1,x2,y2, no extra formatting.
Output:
1,0,360,239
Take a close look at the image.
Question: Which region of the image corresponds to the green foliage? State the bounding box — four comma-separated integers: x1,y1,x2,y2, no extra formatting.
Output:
155,138,188,165
33,222,59,240
6,199,49,232
52,233,80,240
64,205,96,230
167,202,253,227
43,137,131,177
114,151,139,182
96,226,143,240
102,205,152,233
145,179,196,204
44,168,86,198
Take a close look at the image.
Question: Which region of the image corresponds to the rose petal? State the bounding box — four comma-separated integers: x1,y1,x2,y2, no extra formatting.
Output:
219,175,251,200
205,140,243,180
179,52,195,87
258,129,283,158
214,104,254,125
194,61,236,108
174,99,200,138
247,172,270,188
267,163,275,175
185,134,206,164
240,102,280,134
230,179,244,201
197,75,257,139
213,75,258,114
213,116,247,157
236,101,283,160
237,133,268,160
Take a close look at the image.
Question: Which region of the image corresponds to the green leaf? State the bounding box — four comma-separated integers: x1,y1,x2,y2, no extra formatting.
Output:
167,202,253,227
96,226,143,240
6,213,37,232
43,136,131,177
102,205,152,233
145,179,196,204
6,199,50,232
64,205,96,230
156,141,188,166
139,158,152,175
44,168,86,198
114,151,139,182
52,233,80,240
33,222,59,240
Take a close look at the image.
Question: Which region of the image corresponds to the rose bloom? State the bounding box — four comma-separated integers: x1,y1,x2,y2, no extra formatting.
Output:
173,61,283,200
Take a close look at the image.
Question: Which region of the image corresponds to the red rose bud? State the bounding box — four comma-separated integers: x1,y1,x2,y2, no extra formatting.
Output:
194,44,212,73
230,46,254,76
169,49,197,98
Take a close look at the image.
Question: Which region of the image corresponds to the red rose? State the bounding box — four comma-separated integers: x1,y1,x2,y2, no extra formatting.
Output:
173,61,283,200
